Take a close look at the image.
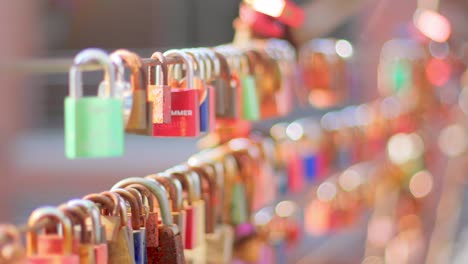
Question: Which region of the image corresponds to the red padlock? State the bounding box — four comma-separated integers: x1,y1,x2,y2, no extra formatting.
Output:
67,199,108,264
152,50,200,137
27,207,80,264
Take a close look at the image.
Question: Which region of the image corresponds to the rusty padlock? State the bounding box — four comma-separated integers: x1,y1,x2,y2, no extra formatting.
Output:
146,174,186,247
27,207,79,264
148,51,171,124
67,199,108,264
112,178,185,264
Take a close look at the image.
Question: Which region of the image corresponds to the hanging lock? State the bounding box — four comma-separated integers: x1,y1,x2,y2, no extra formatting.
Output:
109,50,153,134
65,48,124,158
183,49,211,133
0,225,26,263
197,48,219,131
67,200,108,264
223,154,249,225
152,50,200,137
27,207,79,264
85,192,134,264
146,174,186,247
167,167,206,264
110,188,146,264
126,183,159,263
210,51,238,119
148,52,171,125
113,178,185,264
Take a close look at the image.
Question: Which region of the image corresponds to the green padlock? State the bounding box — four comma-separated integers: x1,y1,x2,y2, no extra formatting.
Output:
65,48,124,159
241,51,260,121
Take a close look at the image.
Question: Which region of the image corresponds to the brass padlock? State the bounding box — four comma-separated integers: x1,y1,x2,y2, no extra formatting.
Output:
67,199,108,264
112,178,185,264
0,225,26,263
209,50,238,119
27,207,80,264
111,188,146,264
148,51,171,124
111,49,153,135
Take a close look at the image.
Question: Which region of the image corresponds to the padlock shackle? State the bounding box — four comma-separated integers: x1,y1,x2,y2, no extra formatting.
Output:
112,178,178,234
110,189,142,230
69,48,115,98
163,49,194,88
100,192,129,228
67,199,103,245
125,187,149,227
27,207,74,256
125,184,155,213
111,49,147,92
190,49,212,81
198,48,220,77
58,204,88,243
183,49,206,85
213,51,232,83
167,165,202,203
146,174,184,212
149,51,169,87
83,193,118,217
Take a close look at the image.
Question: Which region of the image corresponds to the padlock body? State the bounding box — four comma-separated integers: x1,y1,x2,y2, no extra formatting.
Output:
194,200,206,247
64,97,124,158
231,183,248,225
241,75,260,120
146,212,159,263
94,244,108,264
148,84,171,124
126,90,152,134
199,86,211,132
107,227,134,264
78,244,96,264
157,226,185,264
184,206,197,249
37,235,79,255
205,225,234,264
152,88,200,137
211,79,237,118
303,154,318,183
133,230,145,264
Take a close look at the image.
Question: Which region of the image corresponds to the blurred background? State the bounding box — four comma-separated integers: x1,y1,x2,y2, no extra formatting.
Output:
1,0,468,263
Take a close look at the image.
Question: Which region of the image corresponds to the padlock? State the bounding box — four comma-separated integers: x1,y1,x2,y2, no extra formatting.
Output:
239,50,260,121
148,51,171,124
146,174,186,247
27,207,79,264
210,50,238,119
188,165,217,234
110,188,145,264
58,204,96,264
125,187,151,264
183,49,211,133
197,48,219,131
299,39,349,108
0,225,26,263
111,49,153,134
65,48,124,158
83,194,119,243
86,192,134,264
112,178,185,264
167,167,206,264
223,154,249,225
165,169,199,250
67,199,108,264
152,50,200,137
126,183,159,263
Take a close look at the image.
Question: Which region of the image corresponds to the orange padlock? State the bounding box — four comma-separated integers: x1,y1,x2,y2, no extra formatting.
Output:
67,199,108,264
0,224,26,263
27,207,80,264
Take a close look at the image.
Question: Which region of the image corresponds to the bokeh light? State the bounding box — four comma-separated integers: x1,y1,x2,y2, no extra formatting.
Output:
409,170,433,198
275,200,297,218
286,122,304,141
414,9,451,42
438,124,468,157
317,181,337,202
339,168,362,192
335,39,353,58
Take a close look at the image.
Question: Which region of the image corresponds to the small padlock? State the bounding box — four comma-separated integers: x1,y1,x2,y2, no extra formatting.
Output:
210,51,238,119
0,225,26,264
67,199,108,264
110,188,145,264
239,50,261,121
27,207,79,264
87,192,134,264
111,49,153,135
65,48,124,158
113,178,185,264
59,204,96,264
184,49,211,133
126,183,159,263
146,174,186,247
148,51,171,124
152,50,200,137
83,194,119,243
223,154,249,225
